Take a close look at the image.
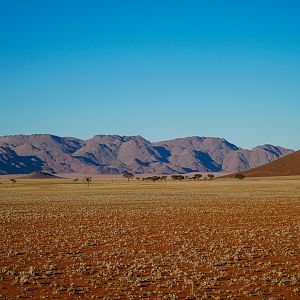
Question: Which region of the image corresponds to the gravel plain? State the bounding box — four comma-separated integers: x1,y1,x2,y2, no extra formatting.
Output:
0,177,300,299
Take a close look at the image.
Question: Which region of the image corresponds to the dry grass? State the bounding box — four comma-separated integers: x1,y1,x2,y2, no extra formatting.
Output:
0,176,300,299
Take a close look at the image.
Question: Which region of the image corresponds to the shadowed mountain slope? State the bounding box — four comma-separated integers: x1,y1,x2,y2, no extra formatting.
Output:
234,150,300,177
0,134,294,175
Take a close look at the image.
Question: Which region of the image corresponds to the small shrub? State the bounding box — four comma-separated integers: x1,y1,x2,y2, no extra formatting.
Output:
193,174,202,180
235,173,245,180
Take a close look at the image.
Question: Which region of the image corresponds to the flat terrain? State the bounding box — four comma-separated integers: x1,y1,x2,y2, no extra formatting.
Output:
0,177,300,299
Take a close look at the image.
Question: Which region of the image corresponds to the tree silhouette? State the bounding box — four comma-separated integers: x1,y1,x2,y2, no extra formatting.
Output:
84,176,92,186
235,173,245,180
123,172,134,181
161,176,167,182
193,174,202,181
10,178,16,187
171,175,185,181
73,178,79,184
207,174,215,180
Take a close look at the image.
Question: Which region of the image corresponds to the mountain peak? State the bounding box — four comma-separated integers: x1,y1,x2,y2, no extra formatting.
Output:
0,134,294,175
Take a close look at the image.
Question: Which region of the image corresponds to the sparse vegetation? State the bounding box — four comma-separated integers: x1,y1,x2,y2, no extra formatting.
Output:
193,174,202,180
235,173,246,180
123,172,135,181
142,176,167,182
171,175,185,181
161,175,167,182
0,176,299,298
9,178,16,186
84,176,92,186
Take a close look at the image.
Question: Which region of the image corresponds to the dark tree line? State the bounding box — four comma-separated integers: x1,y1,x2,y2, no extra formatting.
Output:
142,176,167,182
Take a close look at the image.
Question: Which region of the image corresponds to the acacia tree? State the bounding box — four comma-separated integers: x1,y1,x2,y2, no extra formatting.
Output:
161,176,167,182
10,178,16,187
84,176,92,186
193,174,202,181
123,172,135,181
73,178,79,184
207,174,215,180
171,175,185,181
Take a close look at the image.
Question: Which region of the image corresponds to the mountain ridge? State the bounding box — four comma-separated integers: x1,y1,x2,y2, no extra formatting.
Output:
0,134,294,175
230,150,300,177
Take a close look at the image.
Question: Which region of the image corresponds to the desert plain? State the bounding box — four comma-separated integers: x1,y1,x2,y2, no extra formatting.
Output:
0,177,300,299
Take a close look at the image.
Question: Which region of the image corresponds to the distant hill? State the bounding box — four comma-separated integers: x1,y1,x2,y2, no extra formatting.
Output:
19,171,61,179
234,150,300,177
0,134,294,175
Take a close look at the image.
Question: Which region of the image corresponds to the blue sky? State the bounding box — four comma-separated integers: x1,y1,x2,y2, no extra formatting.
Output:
0,0,300,149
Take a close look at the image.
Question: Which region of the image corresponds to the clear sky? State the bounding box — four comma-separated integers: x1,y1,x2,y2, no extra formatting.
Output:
1,0,300,150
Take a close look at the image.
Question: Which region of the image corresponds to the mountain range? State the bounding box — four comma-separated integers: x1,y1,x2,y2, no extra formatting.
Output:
0,134,294,175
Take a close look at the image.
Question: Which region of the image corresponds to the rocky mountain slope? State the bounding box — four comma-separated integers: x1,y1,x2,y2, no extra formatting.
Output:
233,150,300,177
0,134,294,175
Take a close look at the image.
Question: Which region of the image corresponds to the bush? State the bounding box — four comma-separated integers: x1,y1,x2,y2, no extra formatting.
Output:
193,174,202,180
235,173,245,180
171,175,185,181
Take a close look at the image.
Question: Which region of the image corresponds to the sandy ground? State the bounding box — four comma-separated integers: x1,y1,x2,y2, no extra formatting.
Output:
0,176,300,299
